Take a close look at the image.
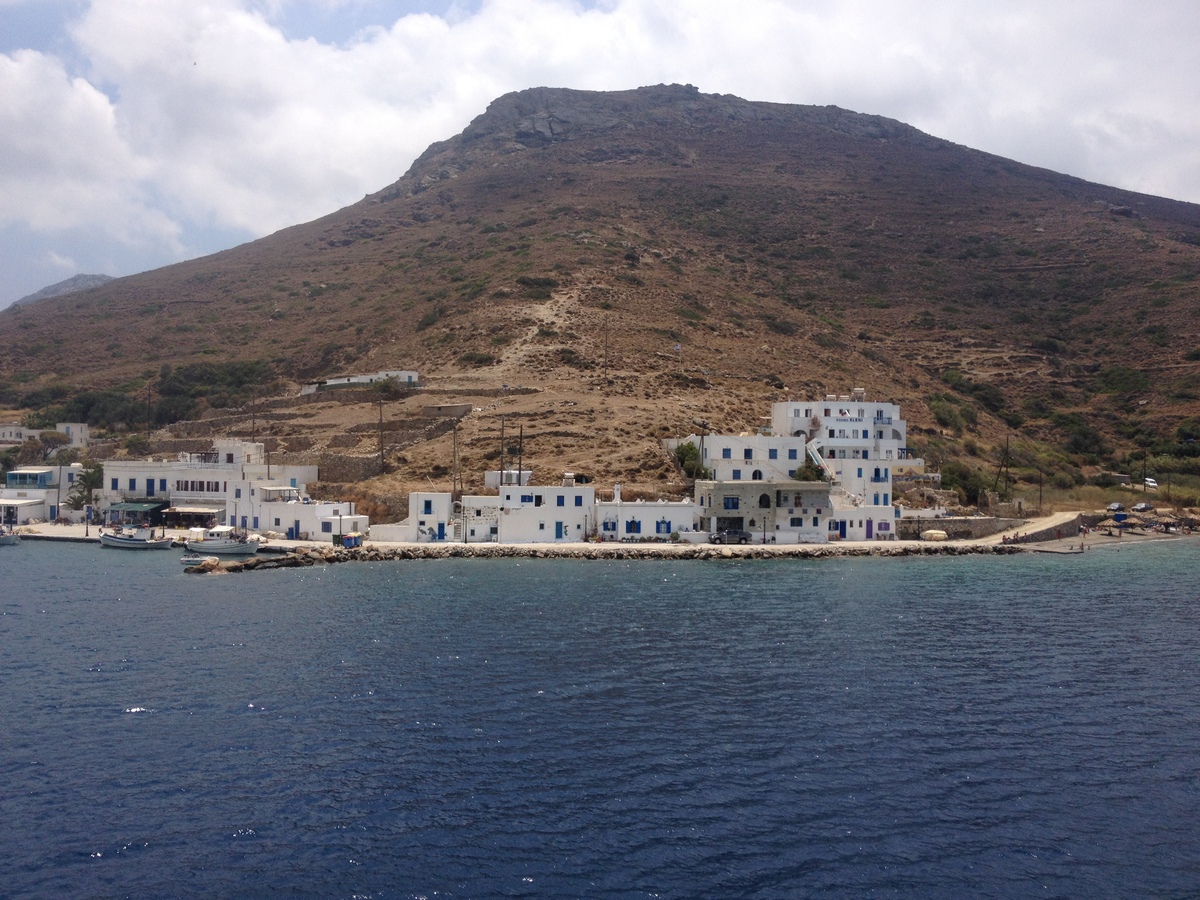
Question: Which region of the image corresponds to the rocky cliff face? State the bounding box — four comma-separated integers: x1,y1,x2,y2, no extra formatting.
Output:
395,83,946,196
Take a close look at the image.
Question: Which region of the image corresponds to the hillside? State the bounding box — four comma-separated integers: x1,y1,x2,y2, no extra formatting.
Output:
3,84,1199,503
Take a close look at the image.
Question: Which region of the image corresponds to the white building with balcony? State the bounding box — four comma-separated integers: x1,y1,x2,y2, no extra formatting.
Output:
97,440,322,528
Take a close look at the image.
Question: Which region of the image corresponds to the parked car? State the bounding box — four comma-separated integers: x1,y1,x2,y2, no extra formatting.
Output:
1132,502,1155,513
1107,502,1125,512
709,529,752,545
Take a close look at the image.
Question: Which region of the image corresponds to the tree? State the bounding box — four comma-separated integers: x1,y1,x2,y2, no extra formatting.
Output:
673,441,711,479
65,462,104,512
38,430,70,459
792,459,828,482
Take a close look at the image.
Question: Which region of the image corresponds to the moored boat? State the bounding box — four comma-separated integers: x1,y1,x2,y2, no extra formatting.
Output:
179,553,219,566
99,525,174,550
185,525,261,556
0,526,20,546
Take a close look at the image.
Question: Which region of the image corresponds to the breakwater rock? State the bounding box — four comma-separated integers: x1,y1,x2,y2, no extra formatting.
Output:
185,541,1025,573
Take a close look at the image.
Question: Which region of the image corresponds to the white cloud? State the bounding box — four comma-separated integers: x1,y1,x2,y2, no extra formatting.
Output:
1,0,1198,308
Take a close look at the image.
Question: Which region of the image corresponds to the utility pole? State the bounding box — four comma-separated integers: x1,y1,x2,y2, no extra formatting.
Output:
500,416,506,483
603,317,609,384
378,391,385,474
517,424,524,487
452,423,462,498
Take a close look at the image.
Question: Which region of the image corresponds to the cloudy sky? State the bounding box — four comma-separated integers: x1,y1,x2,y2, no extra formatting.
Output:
2,0,1198,309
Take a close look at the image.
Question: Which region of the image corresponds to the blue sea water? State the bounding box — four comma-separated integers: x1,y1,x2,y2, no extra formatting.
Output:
2,540,1199,898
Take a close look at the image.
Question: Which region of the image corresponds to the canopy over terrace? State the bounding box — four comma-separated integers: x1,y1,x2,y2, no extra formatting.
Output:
106,500,169,525
164,502,227,528
0,497,43,525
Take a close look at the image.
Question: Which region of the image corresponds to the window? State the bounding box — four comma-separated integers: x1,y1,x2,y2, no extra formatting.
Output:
744,448,753,460
603,520,617,532
752,470,763,481
321,522,332,533
226,453,234,464
857,468,863,478
521,494,534,503
67,472,75,483
769,449,778,459
788,448,798,460
722,448,732,459
575,496,583,507
159,479,166,491
534,495,544,507
111,478,118,490
758,493,771,509
788,470,796,478
723,496,739,510
423,499,432,514
557,495,565,507
790,517,803,527
883,493,889,506
274,518,281,527
813,517,819,527
625,520,642,534
732,469,742,480
828,429,835,439
129,478,137,491
235,488,242,498
539,522,545,530
253,517,259,529
655,519,672,534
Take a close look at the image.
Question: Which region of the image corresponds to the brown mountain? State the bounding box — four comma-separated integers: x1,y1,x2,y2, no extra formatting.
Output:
4,84,1200,500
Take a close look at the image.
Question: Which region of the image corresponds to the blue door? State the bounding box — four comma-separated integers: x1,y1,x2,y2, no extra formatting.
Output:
866,519,873,539
437,522,445,540
555,521,564,539
839,520,847,539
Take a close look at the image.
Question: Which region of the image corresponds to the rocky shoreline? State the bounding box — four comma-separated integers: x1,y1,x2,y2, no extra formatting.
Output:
185,540,1026,573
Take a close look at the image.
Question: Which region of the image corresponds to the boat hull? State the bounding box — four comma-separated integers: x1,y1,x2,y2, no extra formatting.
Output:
184,540,259,556
99,533,174,550
0,533,20,546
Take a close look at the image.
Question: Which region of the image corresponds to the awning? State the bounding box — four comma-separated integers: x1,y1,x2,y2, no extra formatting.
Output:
167,504,226,514
0,498,43,508
107,501,167,512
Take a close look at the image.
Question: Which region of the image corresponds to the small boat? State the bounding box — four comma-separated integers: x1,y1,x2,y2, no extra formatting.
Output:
99,525,174,550
185,525,261,556
179,553,219,566
0,526,20,546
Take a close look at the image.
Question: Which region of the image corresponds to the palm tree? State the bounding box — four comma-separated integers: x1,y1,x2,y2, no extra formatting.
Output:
65,462,103,512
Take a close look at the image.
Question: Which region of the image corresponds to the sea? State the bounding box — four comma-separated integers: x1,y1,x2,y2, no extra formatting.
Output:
2,539,1199,899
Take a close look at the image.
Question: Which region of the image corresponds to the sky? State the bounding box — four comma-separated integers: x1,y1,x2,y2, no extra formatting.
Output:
2,0,1198,309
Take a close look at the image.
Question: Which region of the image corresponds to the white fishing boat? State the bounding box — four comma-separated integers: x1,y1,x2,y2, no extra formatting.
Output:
0,526,20,546
99,525,174,550
179,553,219,566
185,525,261,556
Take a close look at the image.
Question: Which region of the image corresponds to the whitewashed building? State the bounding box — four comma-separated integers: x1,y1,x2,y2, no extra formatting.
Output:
595,484,699,540
1,463,87,525
771,390,911,540
100,447,366,539
299,369,419,395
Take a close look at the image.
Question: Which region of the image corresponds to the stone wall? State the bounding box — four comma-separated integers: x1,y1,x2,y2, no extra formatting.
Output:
897,515,1027,541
